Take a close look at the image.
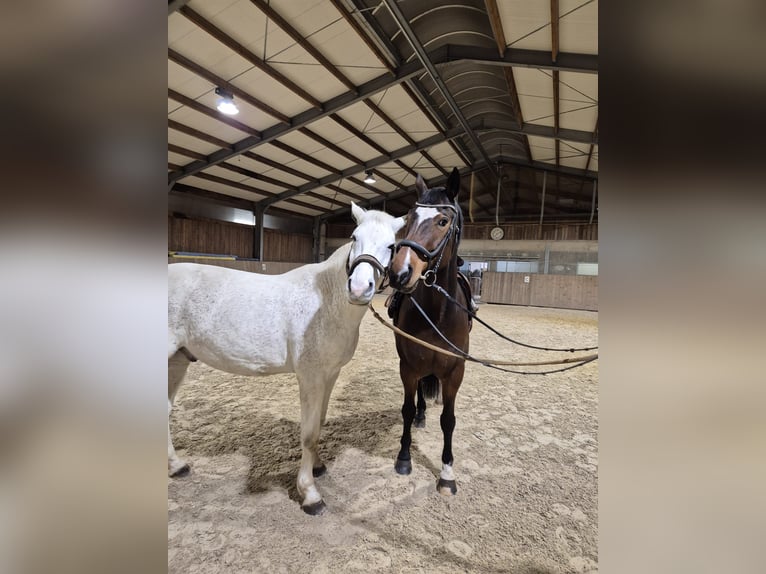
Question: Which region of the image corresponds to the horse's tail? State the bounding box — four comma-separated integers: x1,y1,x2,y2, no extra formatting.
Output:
419,375,440,400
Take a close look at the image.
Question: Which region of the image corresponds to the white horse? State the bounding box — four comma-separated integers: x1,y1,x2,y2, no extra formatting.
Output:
168,204,405,514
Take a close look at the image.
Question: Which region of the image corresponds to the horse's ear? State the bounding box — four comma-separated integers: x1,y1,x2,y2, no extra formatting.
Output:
445,167,460,201
415,173,428,200
392,216,406,233
350,201,365,224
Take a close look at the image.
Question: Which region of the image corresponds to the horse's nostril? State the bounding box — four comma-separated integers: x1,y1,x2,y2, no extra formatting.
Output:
397,265,412,285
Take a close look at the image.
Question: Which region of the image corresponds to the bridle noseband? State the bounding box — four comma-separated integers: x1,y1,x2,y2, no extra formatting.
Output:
395,202,461,285
346,243,395,293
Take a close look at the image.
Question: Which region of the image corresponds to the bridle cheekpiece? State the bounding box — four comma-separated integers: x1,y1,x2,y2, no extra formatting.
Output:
394,201,461,285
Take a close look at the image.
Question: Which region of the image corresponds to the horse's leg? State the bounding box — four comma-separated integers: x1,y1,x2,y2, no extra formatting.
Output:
296,372,327,515
413,380,427,428
314,367,341,478
436,364,465,495
395,364,419,475
168,350,191,477
414,374,439,427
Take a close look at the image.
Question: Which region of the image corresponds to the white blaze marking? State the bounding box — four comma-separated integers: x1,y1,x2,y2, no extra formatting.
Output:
415,206,440,224
402,247,411,272
440,463,454,481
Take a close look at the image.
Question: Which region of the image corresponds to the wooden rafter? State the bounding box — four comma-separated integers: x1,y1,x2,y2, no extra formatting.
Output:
484,0,533,162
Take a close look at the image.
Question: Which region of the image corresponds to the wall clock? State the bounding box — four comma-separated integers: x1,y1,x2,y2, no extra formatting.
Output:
490,226,504,240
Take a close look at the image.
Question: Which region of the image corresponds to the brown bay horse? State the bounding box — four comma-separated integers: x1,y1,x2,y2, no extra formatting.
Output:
388,167,472,495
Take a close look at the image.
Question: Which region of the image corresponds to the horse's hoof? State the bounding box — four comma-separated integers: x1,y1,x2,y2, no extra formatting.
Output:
169,463,191,478
437,478,457,495
395,458,412,475
312,464,327,477
302,500,327,516
413,417,426,429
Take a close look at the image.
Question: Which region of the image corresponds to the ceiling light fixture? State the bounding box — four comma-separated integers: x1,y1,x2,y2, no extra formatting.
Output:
363,170,376,184
215,87,239,115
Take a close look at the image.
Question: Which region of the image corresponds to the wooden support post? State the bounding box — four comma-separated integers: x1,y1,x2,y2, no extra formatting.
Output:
538,171,547,239
253,203,265,260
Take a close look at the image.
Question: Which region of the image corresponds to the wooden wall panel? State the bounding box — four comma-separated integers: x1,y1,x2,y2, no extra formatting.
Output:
481,272,597,311
263,228,313,263
328,221,597,240
168,215,314,263
168,215,253,258
462,222,598,241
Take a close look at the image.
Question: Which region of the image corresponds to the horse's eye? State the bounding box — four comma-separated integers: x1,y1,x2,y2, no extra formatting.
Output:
438,218,449,227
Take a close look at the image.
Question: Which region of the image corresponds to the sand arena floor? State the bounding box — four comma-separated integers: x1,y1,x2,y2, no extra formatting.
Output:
169,296,598,573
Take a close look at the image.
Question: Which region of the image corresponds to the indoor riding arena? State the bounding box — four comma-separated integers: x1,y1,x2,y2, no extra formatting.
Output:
168,1,598,573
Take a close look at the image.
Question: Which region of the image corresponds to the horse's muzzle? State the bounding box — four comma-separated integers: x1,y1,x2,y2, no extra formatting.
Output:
389,263,415,293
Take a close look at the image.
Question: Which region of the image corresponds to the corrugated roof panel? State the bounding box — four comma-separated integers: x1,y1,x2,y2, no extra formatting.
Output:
527,135,556,164
311,187,349,203
203,165,250,182
426,142,467,169
559,72,598,104
169,26,254,81
380,170,413,190
270,201,322,216
363,181,396,195
395,151,432,171
168,132,222,156
185,174,267,202
168,0,597,221
171,79,284,133
232,156,305,187
276,130,324,154
188,0,242,19
168,60,212,100
515,68,554,127
251,144,317,173
310,24,388,86
332,103,411,152
302,115,348,143
375,85,438,129
558,139,590,170
373,107,440,141
305,148,356,172
559,101,598,133
292,194,332,209
168,105,253,141
497,0,551,51
559,0,598,55
589,145,598,171
559,72,597,131
275,0,339,38
193,0,290,59
233,69,310,118
269,43,348,102
168,151,191,166
237,177,285,195
168,11,200,45
276,158,330,180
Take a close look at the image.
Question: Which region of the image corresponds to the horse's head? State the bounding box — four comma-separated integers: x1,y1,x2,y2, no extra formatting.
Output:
346,202,406,305
389,168,462,293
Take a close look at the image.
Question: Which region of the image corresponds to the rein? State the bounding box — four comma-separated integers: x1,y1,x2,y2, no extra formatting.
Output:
394,201,460,287
387,197,597,374
369,301,598,376
425,281,598,353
